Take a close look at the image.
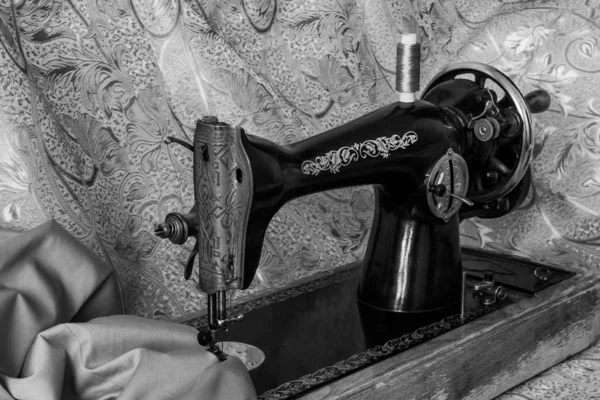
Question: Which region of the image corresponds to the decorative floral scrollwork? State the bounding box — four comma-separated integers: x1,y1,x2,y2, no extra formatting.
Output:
301,131,418,176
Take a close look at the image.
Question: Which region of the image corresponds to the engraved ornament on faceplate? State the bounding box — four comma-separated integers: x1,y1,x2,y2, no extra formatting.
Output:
301,131,418,176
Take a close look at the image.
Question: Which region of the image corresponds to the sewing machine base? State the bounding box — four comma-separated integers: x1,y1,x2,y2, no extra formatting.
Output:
181,248,600,399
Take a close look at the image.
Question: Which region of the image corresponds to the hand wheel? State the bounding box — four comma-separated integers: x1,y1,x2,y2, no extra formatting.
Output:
422,62,549,204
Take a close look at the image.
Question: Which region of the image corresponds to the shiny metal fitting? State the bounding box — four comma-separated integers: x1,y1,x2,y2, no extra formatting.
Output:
154,210,198,244
470,270,508,306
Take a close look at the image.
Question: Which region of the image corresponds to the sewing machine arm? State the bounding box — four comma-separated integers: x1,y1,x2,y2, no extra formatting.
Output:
241,100,462,291
156,61,550,341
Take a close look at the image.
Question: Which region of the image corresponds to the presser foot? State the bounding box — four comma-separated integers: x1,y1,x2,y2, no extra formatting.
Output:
197,330,229,361
197,330,266,370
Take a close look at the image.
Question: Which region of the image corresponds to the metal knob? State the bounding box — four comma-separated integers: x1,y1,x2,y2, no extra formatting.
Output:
154,211,198,244
428,183,474,206
525,90,551,114
473,117,500,142
428,183,447,197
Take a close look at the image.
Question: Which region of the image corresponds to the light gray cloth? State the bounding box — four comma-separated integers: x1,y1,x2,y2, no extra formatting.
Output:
0,220,257,399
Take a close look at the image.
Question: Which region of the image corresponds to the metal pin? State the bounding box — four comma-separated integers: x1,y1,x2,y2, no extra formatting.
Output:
460,271,468,320
449,193,475,207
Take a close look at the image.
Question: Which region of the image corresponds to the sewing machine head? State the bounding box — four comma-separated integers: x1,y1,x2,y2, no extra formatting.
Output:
155,39,550,348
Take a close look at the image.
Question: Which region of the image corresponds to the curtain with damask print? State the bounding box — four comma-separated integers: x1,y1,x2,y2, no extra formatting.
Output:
1,0,599,322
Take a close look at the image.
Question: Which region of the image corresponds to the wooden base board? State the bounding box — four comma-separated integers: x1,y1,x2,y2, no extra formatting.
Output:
300,268,600,400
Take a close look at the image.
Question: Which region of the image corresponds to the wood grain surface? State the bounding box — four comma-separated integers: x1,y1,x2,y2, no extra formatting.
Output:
299,269,600,400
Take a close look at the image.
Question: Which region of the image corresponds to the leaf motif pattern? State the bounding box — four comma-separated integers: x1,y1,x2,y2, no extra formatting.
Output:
218,68,279,126
302,55,360,107
15,0,77,43
62,111,129,177
115,215,159,262
0,122,37,228
43,45,135,118
280,0,360,58
125,87,169,149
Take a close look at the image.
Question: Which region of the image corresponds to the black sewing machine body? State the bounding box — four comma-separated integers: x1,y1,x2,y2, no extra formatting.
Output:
183,67,536,317
153,62,600,399
242,99,463,312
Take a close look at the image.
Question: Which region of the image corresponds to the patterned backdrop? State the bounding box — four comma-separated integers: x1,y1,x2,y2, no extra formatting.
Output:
3,1,600,397
1,0,599,324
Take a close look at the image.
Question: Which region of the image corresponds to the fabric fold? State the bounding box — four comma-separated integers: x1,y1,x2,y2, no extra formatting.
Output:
0,220,123,377
0,221,257,399
3,316,256,400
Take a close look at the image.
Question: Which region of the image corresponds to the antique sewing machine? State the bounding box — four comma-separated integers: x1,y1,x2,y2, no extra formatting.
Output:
156,37,600,399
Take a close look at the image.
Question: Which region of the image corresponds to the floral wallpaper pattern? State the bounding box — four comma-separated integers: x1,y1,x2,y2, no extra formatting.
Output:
1,0,600,396
1,0,600,317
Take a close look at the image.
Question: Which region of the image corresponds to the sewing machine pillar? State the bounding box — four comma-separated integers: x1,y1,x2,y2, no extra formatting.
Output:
358,187,461,312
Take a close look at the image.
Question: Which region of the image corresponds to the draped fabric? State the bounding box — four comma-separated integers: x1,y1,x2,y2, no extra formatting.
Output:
0,220,123,379
0,220,256,400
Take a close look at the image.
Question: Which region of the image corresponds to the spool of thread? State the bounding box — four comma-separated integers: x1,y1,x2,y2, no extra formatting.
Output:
395,33,420,103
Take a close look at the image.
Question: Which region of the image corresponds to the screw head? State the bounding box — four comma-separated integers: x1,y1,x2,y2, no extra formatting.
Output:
429,183,447,197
